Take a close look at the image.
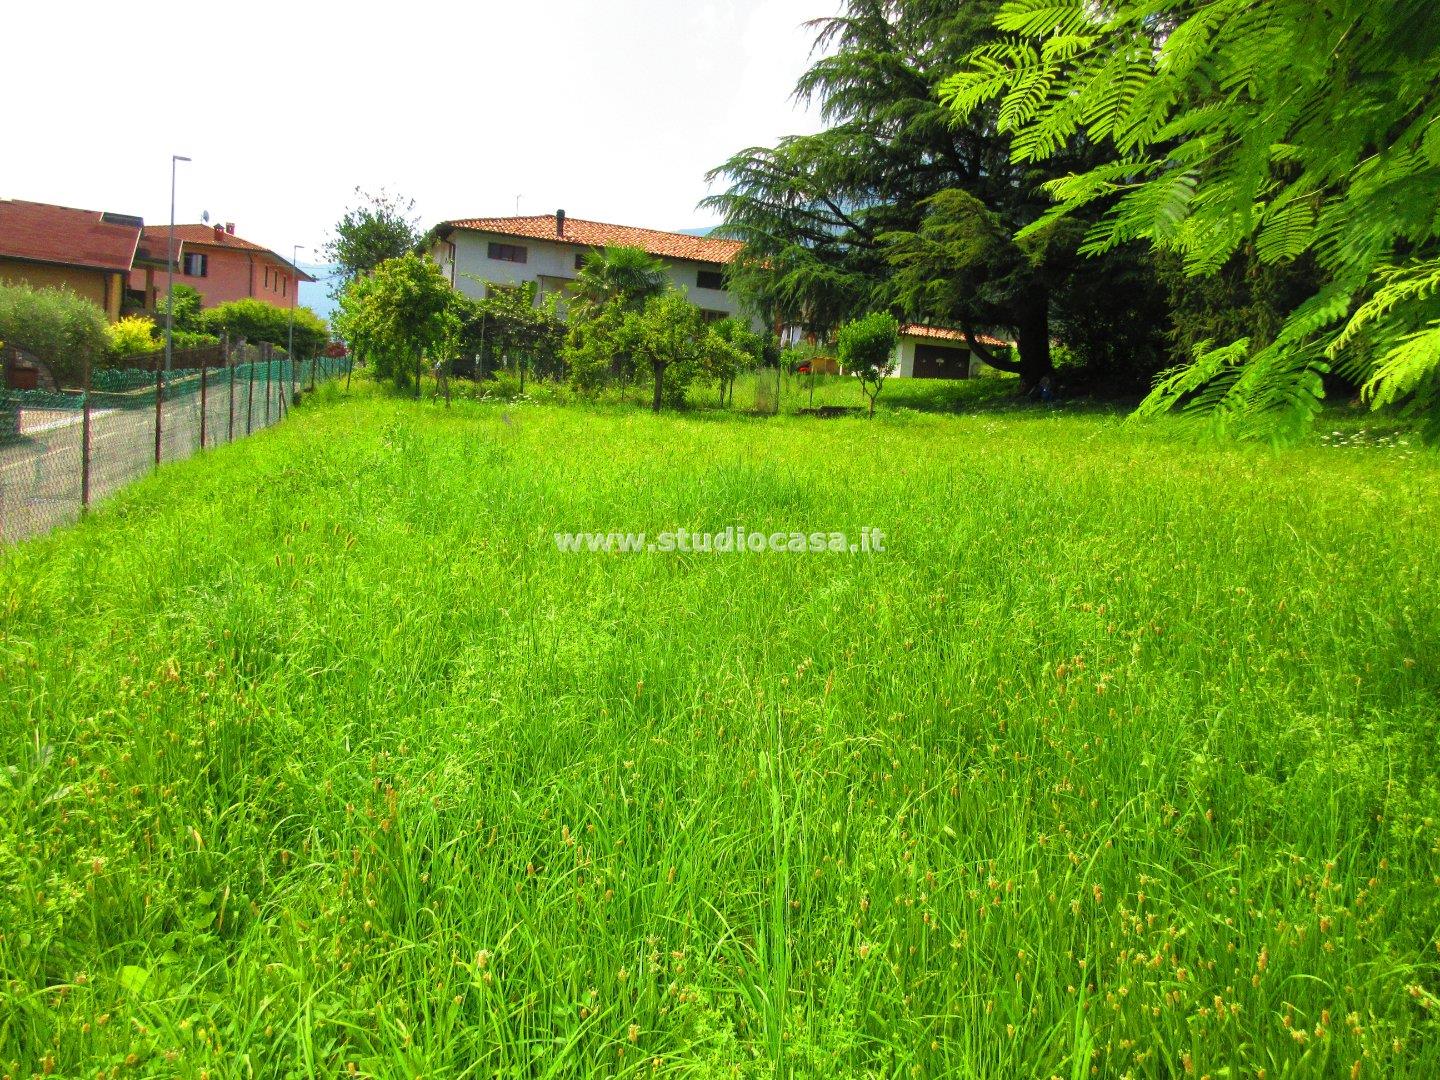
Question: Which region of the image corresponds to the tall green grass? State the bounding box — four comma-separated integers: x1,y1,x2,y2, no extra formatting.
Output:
2,378,1437,1077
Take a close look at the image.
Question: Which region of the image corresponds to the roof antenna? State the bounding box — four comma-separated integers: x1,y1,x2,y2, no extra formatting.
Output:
201,210,210,223
515,195,522,216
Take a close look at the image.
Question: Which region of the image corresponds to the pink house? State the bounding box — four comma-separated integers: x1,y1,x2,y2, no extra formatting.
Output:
128,223,313,310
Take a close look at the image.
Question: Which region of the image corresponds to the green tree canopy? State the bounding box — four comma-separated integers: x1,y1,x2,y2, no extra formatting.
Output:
325,188,422,289
618,291,707,412
332,254,456,389
945,0,1440,437
704,0,1169,387
836,310,899,416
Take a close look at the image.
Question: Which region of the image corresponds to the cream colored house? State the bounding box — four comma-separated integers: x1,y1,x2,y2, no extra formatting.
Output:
427,211,764,331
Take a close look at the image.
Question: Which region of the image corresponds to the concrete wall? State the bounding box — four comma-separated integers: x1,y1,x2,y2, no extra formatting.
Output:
431,230,764,332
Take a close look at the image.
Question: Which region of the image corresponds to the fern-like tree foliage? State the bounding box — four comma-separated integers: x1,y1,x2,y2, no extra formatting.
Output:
944,0,1440,437
704,0,1170,388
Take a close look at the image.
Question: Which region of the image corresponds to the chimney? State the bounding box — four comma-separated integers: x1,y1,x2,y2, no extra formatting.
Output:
213,223,224,241
556,209,565,237
225,222,235,235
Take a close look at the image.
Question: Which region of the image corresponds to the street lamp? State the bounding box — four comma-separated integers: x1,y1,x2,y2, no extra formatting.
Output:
289,244,304,397
165,155,191,372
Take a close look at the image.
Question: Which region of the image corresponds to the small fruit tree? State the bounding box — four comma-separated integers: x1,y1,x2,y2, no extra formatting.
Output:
836,312,899,417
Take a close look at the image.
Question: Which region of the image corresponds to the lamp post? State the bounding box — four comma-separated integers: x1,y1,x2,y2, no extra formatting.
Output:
164,155,191,372
288,244,303,397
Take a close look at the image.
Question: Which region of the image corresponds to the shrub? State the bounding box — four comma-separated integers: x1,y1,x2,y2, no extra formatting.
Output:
106,316,160,357
155,284,204,333
172,331,221,350
201,298,328,358
0,280,109,385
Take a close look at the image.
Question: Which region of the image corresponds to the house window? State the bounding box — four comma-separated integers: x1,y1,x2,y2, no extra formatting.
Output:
264,267,270,287
700,309,727,323
488,242,528,264
183,252,208,277
282,275,288,298
697,269,725,290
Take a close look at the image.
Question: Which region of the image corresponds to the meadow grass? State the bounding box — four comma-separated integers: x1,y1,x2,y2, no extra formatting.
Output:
2,376,1438,1078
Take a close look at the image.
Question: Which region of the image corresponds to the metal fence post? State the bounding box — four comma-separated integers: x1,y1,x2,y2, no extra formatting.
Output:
154,362,163,466
265,354,273,427
81,351,92,511
246,353,255,436
199,362,208,449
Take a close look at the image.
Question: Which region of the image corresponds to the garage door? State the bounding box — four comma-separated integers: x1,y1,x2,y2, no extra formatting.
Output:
912,343,969,379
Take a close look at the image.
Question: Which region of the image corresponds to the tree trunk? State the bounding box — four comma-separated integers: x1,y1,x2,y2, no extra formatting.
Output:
652,361,665,413
1013,290,1053,389
964,288,1053,388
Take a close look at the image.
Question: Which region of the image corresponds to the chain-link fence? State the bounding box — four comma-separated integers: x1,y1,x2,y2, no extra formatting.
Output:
1,344,351,544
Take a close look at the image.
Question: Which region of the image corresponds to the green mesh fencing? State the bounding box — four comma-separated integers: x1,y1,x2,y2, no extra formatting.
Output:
3,351,352,543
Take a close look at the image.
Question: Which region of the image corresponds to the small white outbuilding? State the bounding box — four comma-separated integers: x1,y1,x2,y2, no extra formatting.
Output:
892,324,1012,379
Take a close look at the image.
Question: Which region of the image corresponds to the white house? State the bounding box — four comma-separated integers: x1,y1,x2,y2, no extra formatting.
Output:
890,323,1011,378
427,211,763,331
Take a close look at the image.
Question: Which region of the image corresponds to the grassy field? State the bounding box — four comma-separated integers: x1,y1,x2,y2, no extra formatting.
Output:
2,376,1438,1078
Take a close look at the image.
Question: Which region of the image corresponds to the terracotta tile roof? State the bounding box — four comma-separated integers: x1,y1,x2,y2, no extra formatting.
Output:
144,225,314,281
0,199,142,274
439,214,744,265
899,323,1011,348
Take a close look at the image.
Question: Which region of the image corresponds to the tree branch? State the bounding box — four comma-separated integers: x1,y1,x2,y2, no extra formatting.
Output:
963,328,1023,374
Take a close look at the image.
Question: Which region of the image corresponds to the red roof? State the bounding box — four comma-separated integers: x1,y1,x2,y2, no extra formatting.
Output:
900,323,1010,348
145,225,314,281
439,214,743,265
0,199,142,274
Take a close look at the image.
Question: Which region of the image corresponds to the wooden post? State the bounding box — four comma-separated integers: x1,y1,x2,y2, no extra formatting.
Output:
199,362,208,449
265,353,273,426
227,335,236,443
246,351,255,436
81,351,92,511
153,362,163,466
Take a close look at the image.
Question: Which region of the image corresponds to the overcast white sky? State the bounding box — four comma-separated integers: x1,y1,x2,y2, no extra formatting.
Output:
6,0,838,262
